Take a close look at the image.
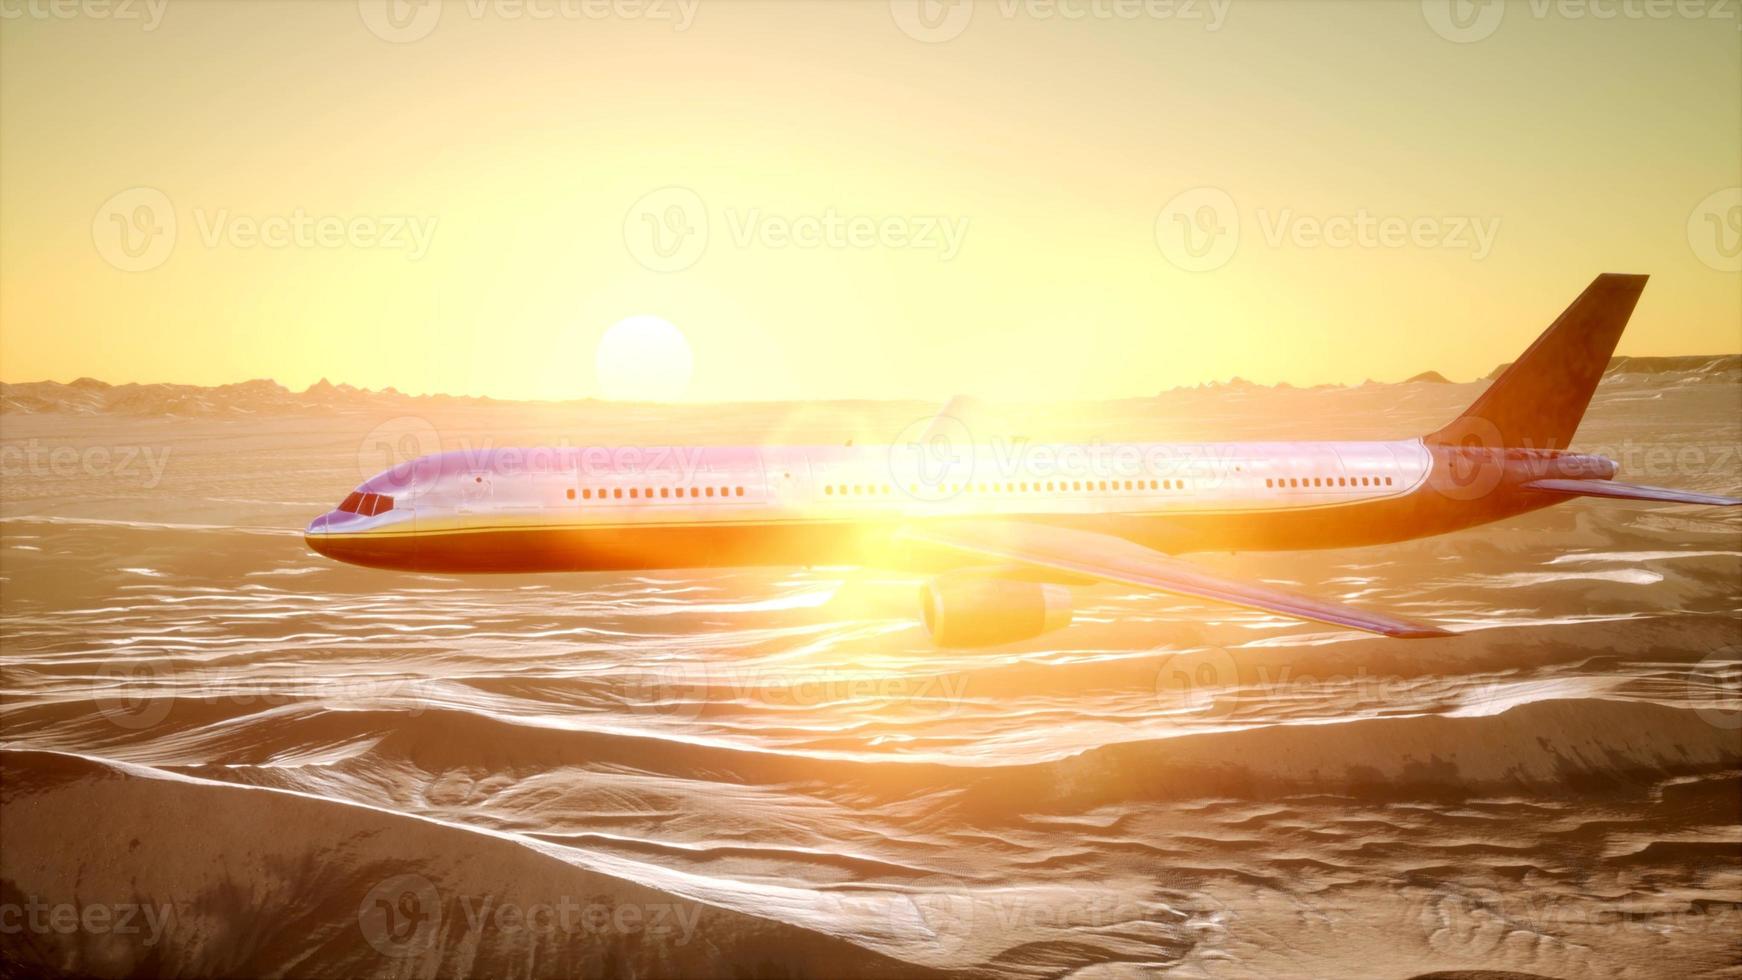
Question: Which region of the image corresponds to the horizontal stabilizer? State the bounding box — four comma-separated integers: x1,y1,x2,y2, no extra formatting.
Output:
1523,479,1742,507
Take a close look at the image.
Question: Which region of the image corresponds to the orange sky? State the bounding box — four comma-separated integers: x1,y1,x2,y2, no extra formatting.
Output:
1,0,1738,402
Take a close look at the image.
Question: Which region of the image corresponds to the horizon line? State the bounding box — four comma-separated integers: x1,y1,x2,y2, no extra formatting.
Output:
6,350,1741,405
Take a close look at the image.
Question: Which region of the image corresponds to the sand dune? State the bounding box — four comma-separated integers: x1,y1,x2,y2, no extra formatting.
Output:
0,749,939,980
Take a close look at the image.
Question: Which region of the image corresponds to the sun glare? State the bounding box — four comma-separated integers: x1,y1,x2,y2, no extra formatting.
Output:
594,315,694,402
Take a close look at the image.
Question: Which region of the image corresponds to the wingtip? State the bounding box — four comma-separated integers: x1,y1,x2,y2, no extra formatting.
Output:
1391,625,1456,639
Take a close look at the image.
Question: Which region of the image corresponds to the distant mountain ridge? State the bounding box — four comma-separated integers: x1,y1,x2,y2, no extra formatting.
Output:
2,355,1737,417
0,376,510,417
1483,353,1739,381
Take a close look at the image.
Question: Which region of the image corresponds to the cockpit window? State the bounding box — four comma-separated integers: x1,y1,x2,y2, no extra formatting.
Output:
338,492,393,515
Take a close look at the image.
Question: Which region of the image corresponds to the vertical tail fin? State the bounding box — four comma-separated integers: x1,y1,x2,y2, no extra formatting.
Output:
1428,273,1648,450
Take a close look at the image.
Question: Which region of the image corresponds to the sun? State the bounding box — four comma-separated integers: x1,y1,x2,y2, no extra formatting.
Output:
594,315,695,401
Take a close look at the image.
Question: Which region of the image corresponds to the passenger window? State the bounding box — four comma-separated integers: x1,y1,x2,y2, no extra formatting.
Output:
613,488,623,499
630,488,639,498
735,487,744,496
705,487,715,497
1385,477,1393,486
567,488,576,501
660,488,670,498
1266,479,1274,488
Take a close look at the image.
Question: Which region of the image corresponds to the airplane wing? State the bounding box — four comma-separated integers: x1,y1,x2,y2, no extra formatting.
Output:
899,520,1452,639
1522,479,1742,507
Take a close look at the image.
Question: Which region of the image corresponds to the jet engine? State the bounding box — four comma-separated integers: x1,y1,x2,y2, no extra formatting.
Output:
920,574,1073,647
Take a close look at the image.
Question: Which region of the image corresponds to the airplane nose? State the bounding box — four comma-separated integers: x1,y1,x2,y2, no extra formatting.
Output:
304,512,334,558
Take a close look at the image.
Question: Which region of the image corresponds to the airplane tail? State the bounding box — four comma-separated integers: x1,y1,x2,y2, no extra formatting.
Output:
1427,273,1648,450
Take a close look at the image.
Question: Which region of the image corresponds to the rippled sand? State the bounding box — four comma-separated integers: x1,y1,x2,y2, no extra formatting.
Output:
2,375,1739,978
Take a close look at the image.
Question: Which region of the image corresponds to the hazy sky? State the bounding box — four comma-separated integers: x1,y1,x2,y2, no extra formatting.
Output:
2,0,1738,402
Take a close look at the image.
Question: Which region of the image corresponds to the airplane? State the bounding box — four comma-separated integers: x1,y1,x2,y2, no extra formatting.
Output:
305,274,1740,646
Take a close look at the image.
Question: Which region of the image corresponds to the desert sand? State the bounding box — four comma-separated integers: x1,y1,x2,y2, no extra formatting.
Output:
2,359,1738,978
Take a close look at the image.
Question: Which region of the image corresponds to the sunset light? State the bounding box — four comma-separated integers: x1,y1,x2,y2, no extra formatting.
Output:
2,4,1738,979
